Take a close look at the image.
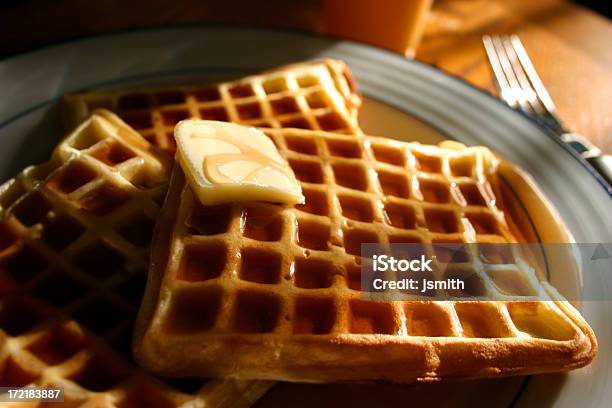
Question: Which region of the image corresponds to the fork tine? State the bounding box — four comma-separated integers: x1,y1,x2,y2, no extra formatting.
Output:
490,35,532,114
500,36,542,115
509,35,557,115
483,35,517,109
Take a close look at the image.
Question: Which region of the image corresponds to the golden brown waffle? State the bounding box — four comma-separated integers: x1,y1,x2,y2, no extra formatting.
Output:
62,59,361,153
134,128,596,383
0,111,271,406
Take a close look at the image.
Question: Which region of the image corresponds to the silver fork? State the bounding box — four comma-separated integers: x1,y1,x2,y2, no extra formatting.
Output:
483,34,612,188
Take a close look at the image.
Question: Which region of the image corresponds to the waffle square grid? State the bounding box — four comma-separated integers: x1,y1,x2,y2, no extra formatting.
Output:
0,112,271,407
62,59,362,153
135,128,596,383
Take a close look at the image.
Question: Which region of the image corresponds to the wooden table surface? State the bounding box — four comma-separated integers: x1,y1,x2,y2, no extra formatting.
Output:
1,0,610,152
418,0,612,153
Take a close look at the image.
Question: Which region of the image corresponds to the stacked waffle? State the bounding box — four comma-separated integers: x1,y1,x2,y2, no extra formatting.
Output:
62,59,362,153
0,111,270,406
133,128,596,382
1,60,361,406
0,58,597,406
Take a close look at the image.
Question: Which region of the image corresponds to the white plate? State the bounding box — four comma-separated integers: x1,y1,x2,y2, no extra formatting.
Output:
0,27,610,407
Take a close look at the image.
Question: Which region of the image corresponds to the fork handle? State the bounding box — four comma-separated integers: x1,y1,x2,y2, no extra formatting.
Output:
586,155,612,187
560,132,612,187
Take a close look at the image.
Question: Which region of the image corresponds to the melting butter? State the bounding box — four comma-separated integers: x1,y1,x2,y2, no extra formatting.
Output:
175,120,304,206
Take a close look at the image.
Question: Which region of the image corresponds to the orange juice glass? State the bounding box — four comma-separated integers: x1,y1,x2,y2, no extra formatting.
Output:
323,0,433,57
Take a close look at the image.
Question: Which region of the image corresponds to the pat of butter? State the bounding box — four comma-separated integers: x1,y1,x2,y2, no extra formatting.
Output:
175,120,304,206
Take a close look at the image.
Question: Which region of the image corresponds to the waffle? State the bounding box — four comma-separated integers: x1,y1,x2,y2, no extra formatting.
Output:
134,128,597,383
0,111,271,406
62,59,361,153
